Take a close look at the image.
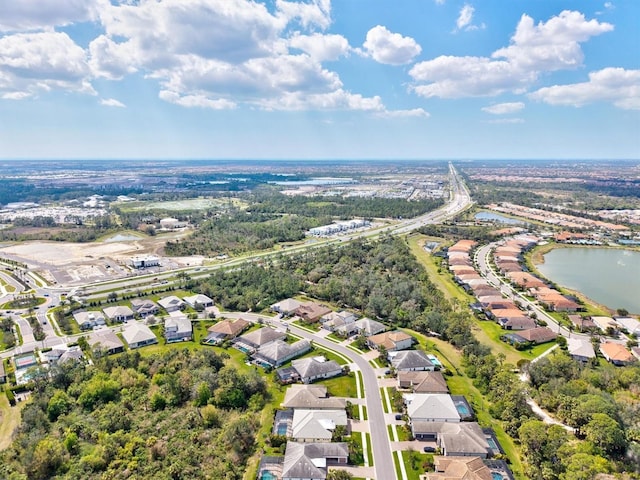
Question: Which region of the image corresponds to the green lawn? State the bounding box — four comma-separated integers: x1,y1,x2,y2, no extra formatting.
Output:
402,450,434,480
318,373,357,398
381,388,390,413
0,388,26,451
364,432,373,466
361,405,368,421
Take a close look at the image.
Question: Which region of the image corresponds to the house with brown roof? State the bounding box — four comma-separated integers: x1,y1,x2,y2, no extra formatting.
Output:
235,326,287,351
600,342,635,366
506,271,546,289
537,293,580,312
501,327,557,347
398,371,449,394
568,315,596,332
422,456,493,480
203,318,250,345
294,302,333,323
368,330,413,352
282,385,346,410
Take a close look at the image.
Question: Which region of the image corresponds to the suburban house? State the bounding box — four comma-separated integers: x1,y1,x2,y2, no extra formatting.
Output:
88,329,125,355
491,309,536,330
320,311,357,336
281,442,349,480
615,317,640,336
73,310,106,330
122,322,158,349
353,317,386,337
568,315,597,332
235,327,287,352
164,316,193,343
282,385,346,410
158,295,185,313
253,339,311,367
203,318,250,345
389,350,436,372
567,338,596,363
600,342,636,366
592,316,619,334
412,422,491,458
271,298,304,316
291,409,348,443
368,330,413,352
536,293,580,312
0,361,5,384
405,394,460,424
398,371,449,394
295,302,333,324
423,456,494,480
183,294,214,309
291,356,343,384
103,305,135,323
130,298,159,318
501,327,557,346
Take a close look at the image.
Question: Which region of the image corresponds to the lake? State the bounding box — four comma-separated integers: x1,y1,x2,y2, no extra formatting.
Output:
475,211,525,225
536,247,640,314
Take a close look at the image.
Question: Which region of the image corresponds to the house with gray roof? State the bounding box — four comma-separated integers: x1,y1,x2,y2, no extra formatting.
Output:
282,442,348,480
164,316,192,343
254,339,311,367
158,295,185,312
122,322,158,349
103,305,134,323
411,422,491,458
73,310,106,330
130,298,159,317
354,317,386,337
291,356,343,384
321,311,357,334
398,371,449,394
389,350,436,372
88,329,124,355
405,394,460,424
567,338,596,363
235,326,287,351
282,385,346,410
291,409,348,443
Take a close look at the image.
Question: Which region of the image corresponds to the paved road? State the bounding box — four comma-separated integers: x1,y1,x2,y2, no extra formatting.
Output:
278,319,395,480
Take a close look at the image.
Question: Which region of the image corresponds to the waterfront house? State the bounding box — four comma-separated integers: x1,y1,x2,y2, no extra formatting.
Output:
614,317,640,336
592,316,619,334
600,342,635,366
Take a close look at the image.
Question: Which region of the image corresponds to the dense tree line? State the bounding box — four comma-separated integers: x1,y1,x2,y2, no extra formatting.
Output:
0,349,267,480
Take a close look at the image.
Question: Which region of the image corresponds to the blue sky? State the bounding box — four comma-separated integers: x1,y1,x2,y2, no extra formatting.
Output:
0,0,638,160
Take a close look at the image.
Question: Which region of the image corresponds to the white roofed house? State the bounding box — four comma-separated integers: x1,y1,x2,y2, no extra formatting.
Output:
405,394,460,424
183,294,214,309
88,329,125,355
354,317,386,337
270,298,304,316
164,316,193,343
158,295,185,313
615,317,640,336
291,409,348,443
73,310,106,330
122,322,158,349
103,305,135,323
567,337,596,363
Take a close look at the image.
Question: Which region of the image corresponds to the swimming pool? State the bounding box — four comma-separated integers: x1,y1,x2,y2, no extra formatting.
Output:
455,404,470,415
487,437,499,449
491,472,505,480
276,423,287,435
261,471,277,480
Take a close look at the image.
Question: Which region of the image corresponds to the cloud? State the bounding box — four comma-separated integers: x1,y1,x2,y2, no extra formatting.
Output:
363,25,422,65
410,10,613,99
289,33,350,62
0,0,94,32
376,108,430,118
529,68,640,110
100,98,125,108
487,118,525,124
0,31,94,98
159,90,237,109
456,4,474,30
257,89,384,111
482,102,525,114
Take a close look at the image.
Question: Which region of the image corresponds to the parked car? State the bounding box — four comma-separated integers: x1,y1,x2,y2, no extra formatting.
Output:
423,446,436,453
395,414,403,420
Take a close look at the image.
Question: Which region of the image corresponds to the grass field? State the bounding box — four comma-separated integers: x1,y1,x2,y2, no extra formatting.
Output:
318,373,357,398
0,390,24,451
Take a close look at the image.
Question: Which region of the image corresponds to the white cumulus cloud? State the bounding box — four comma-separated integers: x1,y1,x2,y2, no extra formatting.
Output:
289,33,350,62
529,67,640,110
100,98,126,108
456,4,475,30
482,102,525,114
363,25,422,65
410,10,613,99
159,90,237,110
377,108,430,118
0,0,94,32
